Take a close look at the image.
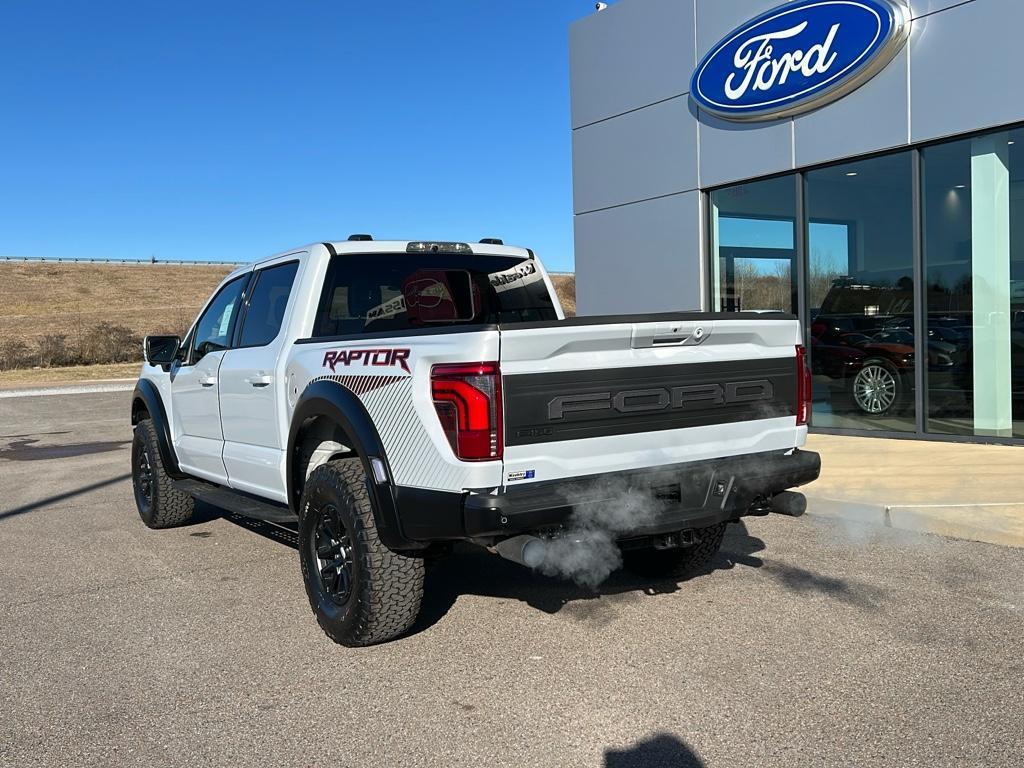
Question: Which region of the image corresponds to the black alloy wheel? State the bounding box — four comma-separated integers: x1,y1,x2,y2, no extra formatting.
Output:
312,504,355,606
297,458,424,646
132,438,154,515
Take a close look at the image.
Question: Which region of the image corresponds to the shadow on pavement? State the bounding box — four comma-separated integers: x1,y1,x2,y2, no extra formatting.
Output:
760,561,887,609
205,512,768,636
0,472,131,521
180,504,884,630
605,733,705,768
409,521,767,636
0,436,130,461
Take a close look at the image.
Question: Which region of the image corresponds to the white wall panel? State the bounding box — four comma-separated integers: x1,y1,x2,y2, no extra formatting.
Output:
794,47,910,167
695,0,788,57
910,1,1019,143
573,96,697,214
570,0,696,129
574,192,703,316
698,110,794,189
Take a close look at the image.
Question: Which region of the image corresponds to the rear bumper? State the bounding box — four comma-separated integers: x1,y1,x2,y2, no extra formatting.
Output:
393,448,820,544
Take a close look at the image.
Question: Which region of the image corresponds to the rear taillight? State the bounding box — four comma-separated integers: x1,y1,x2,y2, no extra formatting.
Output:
796,344,811,426
430,362,503,461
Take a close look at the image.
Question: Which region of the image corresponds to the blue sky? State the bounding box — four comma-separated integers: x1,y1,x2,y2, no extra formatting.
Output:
0,1,586,271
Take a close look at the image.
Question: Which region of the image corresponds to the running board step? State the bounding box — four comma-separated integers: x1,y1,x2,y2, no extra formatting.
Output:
171,478,295,524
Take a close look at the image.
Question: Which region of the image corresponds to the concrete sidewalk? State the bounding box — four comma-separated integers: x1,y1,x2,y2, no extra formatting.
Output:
801,433,1024,548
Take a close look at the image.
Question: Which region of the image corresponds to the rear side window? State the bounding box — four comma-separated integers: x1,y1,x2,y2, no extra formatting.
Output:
312,253,557,337
239,261,299,347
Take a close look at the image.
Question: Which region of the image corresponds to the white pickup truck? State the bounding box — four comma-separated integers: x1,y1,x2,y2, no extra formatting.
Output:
131,237,820,646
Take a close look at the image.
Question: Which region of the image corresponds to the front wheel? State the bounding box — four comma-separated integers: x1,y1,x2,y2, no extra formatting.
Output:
622,523,727,579
131,419,195,529
298,458,424,647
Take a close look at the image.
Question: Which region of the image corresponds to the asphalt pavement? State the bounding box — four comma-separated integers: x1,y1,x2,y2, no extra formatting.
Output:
1,391,1022,768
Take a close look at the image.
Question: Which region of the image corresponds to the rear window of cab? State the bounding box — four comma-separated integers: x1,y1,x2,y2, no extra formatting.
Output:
312,253,557,337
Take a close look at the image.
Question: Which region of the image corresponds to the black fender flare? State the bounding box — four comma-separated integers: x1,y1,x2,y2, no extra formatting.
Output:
287,379,421,551
131,379,186,479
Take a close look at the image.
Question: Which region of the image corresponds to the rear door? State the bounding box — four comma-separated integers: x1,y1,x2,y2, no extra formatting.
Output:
499,314,803,487
219,258,301,502
170,273,249,482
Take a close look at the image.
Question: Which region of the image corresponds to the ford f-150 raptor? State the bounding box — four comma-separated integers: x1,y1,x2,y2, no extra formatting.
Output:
130,237,820,646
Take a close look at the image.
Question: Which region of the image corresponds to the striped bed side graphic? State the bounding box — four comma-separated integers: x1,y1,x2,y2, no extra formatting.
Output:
309,374,483,490
309,374,406,396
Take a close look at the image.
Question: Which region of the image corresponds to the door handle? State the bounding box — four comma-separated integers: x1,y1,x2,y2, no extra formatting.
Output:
246,374,274,388
199,376,217,388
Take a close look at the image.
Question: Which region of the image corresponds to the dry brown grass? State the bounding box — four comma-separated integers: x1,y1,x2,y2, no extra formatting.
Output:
0,362,141,388
552,274,576,316
0,262,234,346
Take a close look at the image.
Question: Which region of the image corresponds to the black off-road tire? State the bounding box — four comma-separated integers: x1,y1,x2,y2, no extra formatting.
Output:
131,419,195,529
622,522,728,579
298,458,424,647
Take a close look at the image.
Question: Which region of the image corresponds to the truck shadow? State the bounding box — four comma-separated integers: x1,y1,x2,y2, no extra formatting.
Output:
213,510,772,637
215,511,885,633
411,521,766,635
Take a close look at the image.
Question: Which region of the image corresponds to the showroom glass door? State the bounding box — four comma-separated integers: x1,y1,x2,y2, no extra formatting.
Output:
804,152,917,432
922,127,1024,438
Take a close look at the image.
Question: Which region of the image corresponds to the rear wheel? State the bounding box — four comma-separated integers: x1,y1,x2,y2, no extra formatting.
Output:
622,523,727,579
298,458,424,646
131,419,195,528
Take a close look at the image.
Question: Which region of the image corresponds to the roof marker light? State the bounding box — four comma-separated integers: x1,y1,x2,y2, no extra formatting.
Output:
406,242,473,254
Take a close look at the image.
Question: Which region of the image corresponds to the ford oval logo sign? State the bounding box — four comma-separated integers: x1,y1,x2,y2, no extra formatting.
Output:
691,0,911,120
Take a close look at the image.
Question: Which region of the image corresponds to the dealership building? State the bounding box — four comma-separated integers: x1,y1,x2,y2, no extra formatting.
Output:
569,0,1023,444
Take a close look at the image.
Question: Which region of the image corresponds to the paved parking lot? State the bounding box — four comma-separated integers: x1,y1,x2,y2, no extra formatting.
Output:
2,391,1023,768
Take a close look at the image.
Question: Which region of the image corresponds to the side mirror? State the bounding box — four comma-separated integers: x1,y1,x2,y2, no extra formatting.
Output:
144,335,181,366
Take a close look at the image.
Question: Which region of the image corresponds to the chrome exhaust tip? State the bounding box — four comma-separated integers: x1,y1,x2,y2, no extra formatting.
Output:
492,535,547,569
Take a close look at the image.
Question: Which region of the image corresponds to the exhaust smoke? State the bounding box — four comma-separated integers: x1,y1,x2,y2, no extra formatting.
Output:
531,476,669,589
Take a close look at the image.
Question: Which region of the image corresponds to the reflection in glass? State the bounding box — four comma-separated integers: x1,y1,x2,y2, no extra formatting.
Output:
922,128,1024,437
805,152,916,432
706,126,1024,442
710,176,797,314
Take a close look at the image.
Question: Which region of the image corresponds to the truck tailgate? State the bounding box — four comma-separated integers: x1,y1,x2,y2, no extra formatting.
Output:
498,313,805,487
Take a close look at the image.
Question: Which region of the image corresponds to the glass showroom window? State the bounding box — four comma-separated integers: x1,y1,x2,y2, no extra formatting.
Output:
710,175,798,314
805,152,916,432
922,127,1024,438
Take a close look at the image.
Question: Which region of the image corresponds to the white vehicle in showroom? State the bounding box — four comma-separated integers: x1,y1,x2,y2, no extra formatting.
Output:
130,236,820,645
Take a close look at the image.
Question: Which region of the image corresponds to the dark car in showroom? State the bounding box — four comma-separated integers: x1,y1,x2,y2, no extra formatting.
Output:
810,281,959,416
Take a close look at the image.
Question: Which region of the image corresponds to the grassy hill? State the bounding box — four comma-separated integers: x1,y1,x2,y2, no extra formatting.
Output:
0,261,234,344
0,261,575,372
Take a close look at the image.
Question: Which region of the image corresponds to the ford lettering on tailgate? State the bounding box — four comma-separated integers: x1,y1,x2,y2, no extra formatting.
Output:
503,359,796,446
548,380,775,420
